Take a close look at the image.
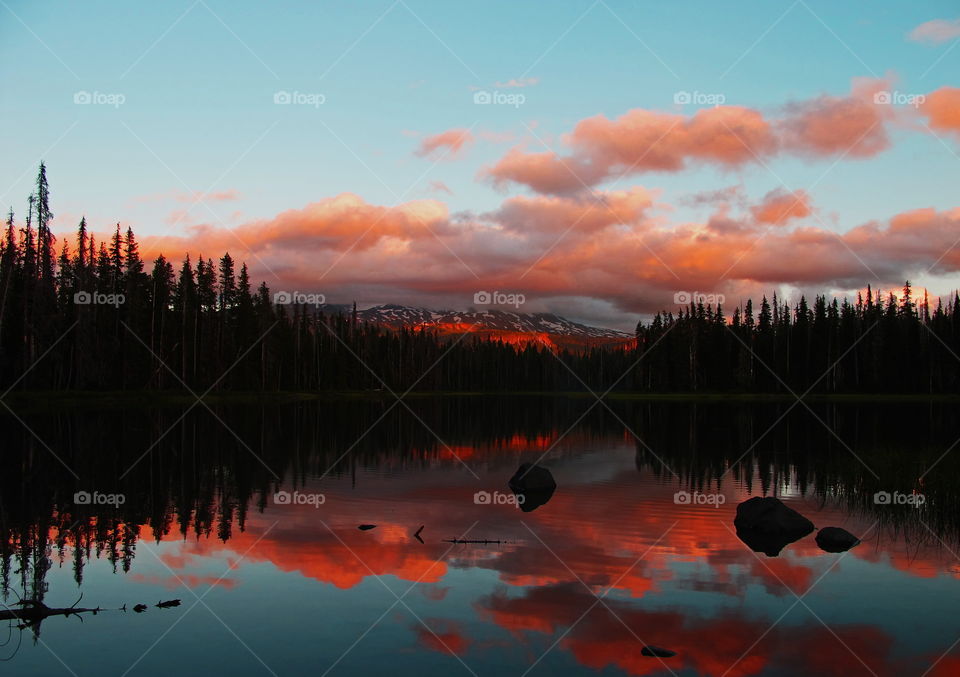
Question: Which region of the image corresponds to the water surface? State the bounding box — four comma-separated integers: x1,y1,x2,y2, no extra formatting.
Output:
2,398,958,676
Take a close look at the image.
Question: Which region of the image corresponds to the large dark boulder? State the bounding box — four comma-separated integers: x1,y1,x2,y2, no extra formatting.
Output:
734,497,814,557
508,463,556,512
815,526,860,553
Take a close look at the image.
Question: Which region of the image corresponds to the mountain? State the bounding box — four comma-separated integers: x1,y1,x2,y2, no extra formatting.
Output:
349,304,635,351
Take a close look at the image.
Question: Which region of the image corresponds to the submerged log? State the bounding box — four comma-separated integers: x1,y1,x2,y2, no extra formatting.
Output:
0,598,101,624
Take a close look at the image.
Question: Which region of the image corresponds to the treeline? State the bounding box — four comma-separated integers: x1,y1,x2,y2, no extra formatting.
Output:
2,164,960,394
633,284,958,393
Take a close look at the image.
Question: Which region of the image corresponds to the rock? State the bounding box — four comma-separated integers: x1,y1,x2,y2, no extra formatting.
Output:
508,463,557,512
155,599,181,608
734,497,814,557
358,524,377,531
509,463,556,493
815,526,860,553
641,645,677,657
133,604,147,613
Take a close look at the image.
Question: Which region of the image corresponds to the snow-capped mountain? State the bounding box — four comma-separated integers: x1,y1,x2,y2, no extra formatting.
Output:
348,304,634,351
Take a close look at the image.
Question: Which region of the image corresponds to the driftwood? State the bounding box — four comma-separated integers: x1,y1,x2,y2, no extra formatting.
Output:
0,597,101,625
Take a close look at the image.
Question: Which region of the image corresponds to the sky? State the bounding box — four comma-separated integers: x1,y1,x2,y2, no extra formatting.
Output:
1,0,959,330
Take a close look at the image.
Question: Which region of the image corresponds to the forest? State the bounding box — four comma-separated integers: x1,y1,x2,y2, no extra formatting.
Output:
2,163,959,395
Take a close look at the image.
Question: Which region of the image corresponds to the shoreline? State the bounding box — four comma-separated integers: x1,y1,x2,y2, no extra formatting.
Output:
3,389,959,412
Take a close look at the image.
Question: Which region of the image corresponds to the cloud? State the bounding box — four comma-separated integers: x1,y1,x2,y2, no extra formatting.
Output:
908,18,960,44
750,188,812,225
427,180,453,195
920,87,960,135
777,78,892,157
134,189,241,204
415,128,474,159
128,182,960,329
493,77,539,88
483,79,892,195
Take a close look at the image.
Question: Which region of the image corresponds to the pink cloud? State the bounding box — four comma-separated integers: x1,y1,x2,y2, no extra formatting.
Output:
428,180,453,195
484,79,892,195
908,18,960,44
778,78,892,158
415,128,474,159
750,188,812,225
130,184,960,324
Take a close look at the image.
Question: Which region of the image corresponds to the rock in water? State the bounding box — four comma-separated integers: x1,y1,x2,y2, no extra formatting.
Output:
509,463,556,493
734,496,814,557
508,463,557,512
641,646,677,657
815,526,860,553
358,524,377,531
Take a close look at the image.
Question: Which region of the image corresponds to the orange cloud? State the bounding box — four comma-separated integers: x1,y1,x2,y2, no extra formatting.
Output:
777,78,891,158
415,128,474,159
128,185,960,322
484,79,891,195
920,87,960,135
750,188,812,225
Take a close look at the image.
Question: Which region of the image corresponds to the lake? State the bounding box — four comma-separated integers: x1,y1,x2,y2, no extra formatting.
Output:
1,397,958,676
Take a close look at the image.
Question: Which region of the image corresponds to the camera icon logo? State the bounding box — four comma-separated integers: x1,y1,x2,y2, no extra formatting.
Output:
74,291,92,305
873,91,892,105
873,491,891,505
474,490,491,504
74,91,92,105
273,291,291,304
473,90,492,105
673,490,691,505
474,291,491,304
74,491,92,504
273,491,291,505
274,90,291,105
674,291,691,304
673,91,692,105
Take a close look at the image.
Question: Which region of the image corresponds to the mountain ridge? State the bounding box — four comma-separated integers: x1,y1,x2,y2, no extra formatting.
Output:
331,304,635,351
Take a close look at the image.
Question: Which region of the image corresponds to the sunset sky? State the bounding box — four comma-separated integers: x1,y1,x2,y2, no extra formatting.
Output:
1,1,959,329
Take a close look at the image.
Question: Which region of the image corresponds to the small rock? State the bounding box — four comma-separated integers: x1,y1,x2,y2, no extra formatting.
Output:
133,604,147,613
641,646,677,658
815,526,860,553
358,524,377,531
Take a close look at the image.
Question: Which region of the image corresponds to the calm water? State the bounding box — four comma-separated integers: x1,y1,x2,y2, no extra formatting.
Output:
2,397,959,676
